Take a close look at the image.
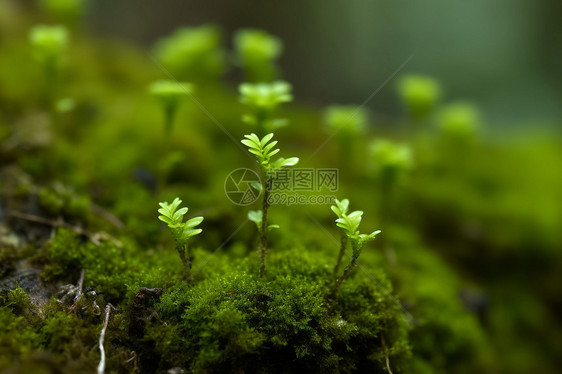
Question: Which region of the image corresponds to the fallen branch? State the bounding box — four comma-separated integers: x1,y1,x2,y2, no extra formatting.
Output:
7,210,121,246
70,268,85,310
57,269,84,311
382,336,393,374
91,203,124,229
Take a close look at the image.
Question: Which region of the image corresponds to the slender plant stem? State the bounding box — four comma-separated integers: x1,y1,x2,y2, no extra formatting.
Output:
333,231,348,275
331,256,357,296
256,111,267,136
177,244,191,281
259,176,271,278
164,105,176,135
186,245,192,280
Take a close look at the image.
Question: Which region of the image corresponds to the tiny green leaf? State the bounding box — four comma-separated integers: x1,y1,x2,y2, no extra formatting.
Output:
271,157,299,170
331,198,350,218
185,216,204,228
248,210,263,228
250,182,263,194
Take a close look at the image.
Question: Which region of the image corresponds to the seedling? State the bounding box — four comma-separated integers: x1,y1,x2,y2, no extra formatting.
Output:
397,74,441,119
239,81,292,134
234,29,282,82
330,198,380,296
29,24,69,105
370,139,413,222
370,139,413,178
153,24,226,81
158,198,203,281
241,133,299,277
438,102,479,140
149,80,193,134
437,102,480,172
324,105,368,166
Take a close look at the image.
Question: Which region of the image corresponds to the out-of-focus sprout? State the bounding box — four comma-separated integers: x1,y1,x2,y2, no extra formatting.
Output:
40,0,87,26
29,24,69,74
234,29,282,82
438,102,480,140
153,25,226,81
370,139,413,223
55,97,76,113
370,139,413,174
324,105,368,165
149,80,193,135
324,106,367,135
398,74,441,119
29,24,69,106
239,81,292,134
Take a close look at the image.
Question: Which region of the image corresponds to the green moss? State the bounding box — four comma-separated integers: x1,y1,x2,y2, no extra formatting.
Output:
38,182,91,219
146,249,409,373
40,311,75,351
0,245,18,278
43,228,181,302
388,226,495,373
6,286,32,315
0,307,40,370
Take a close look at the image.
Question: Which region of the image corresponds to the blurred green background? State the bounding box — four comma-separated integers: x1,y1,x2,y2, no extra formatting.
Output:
83,0,562,130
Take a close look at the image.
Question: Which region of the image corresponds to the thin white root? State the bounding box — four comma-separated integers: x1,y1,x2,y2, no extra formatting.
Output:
382,336,393,374
97,303,117,374
386,354,393,374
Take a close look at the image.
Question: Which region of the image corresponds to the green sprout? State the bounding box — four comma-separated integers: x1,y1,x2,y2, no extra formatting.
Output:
149,80,193,135
330,198,380,296
234,29,282,82
153,24,226,81
29,24,69,104
29,25,69,72
239,81,292,134
438,102,480,140
397,74,441,119
241,133,299,277
158,198,204,281
370,139,413,177
324,105,368,165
